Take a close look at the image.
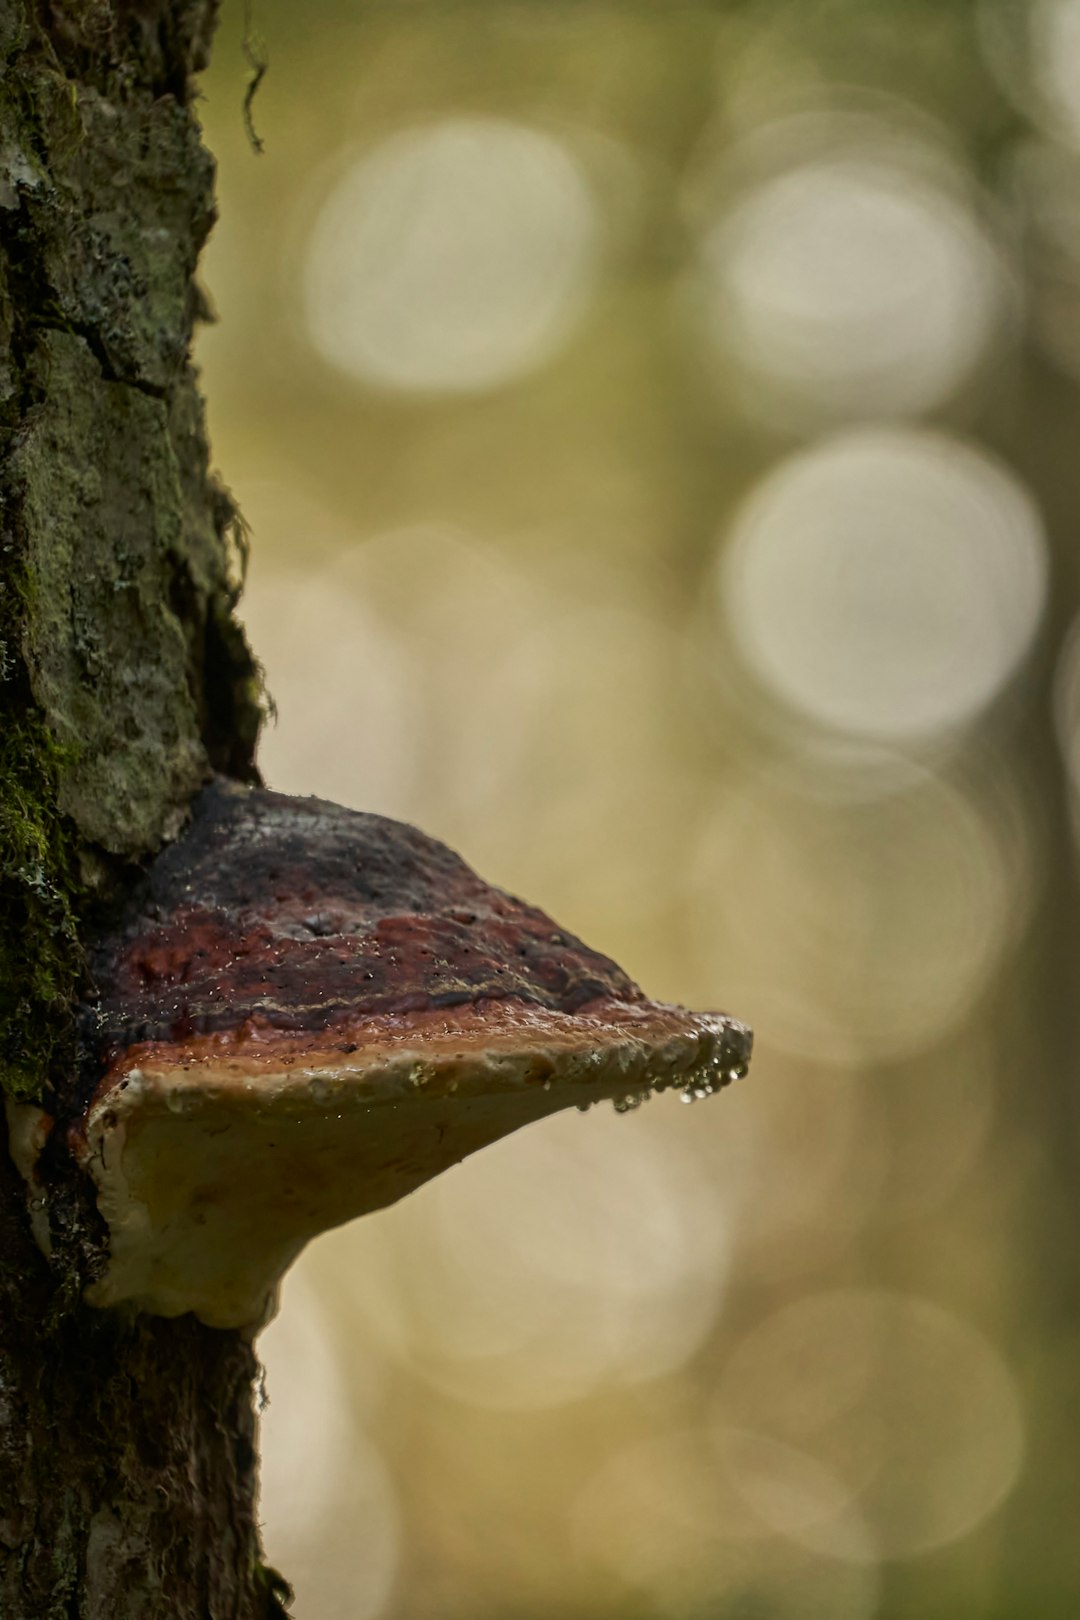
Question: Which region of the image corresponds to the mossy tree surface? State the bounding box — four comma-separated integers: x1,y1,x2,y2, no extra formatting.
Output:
0,3,280,1614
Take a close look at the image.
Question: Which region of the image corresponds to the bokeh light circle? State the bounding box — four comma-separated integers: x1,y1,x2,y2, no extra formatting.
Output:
717,428,1048,744
713,1428,878,1563
698,153,1005,420
1030,0,1080,147
688,761,1034,1065
572,1427,881,1619
240,554,423,820
313,1104,733,1410
978,0,1080,150
303,116,601,393
712,1288,1025,1560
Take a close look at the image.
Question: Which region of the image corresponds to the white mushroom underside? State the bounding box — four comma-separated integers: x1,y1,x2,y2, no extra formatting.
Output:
78,1003,746,1330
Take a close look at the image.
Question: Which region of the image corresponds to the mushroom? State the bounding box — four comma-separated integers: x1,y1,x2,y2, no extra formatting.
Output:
17,780,751,1330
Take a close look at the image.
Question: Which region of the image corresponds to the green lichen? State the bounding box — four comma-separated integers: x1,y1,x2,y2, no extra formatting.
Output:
0,709,81,1101
0,471,83,1102
13,330,211,856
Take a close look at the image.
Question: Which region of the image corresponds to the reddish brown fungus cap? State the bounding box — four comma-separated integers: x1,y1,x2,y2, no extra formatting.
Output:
68,780,751,1328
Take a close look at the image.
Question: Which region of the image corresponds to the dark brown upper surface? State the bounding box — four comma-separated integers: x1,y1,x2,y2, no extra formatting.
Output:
84,781,644,1069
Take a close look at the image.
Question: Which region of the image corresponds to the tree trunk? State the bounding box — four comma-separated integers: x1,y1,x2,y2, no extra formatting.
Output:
0,3,281,1614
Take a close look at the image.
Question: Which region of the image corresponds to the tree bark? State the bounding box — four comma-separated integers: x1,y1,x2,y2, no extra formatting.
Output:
0,3,281,1614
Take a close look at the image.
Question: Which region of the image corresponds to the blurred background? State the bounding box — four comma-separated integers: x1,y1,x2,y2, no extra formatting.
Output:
195,2,1080,1615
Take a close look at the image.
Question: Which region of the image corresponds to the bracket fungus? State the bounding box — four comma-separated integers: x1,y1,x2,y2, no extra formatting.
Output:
16,780,751,1330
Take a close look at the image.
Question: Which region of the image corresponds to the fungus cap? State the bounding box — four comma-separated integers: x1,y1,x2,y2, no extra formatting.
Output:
70,781,751,1329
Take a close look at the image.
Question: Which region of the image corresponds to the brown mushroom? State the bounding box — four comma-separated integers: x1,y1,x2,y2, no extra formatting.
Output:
24,780,751,1329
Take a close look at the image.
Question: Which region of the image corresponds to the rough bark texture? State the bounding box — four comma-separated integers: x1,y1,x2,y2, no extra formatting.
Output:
0,3,280,1615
